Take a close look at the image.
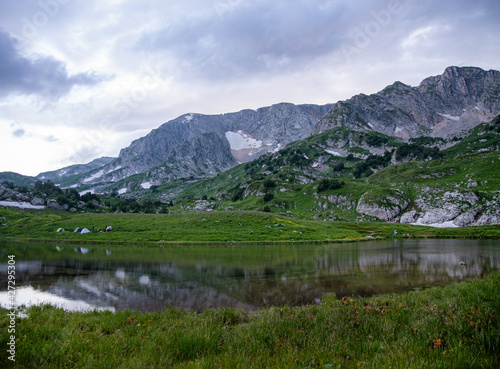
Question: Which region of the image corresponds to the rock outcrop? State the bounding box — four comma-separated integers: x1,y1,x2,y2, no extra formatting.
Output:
356,188,500,227
356,190,409,222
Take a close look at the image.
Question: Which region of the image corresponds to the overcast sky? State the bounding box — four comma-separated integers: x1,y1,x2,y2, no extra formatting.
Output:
0,0,499,176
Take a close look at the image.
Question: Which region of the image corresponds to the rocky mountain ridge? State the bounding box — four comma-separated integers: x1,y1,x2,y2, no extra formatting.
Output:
37,157,115,184
313,66,500,140
73,103,333,192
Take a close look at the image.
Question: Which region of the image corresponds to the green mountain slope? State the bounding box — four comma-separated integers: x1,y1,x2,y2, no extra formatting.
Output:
150,116,500,227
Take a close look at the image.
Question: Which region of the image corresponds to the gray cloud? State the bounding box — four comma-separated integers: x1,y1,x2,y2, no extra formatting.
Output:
45,135,59,142
133,0,500,81
135,0,351,79
12,127,26,138
0,30,104,99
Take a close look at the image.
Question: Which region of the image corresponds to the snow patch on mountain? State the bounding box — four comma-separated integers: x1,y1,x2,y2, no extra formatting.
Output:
225,131,263,150
326,149,342,156
83,170,104,183
183,113,195,123
438,113,460,121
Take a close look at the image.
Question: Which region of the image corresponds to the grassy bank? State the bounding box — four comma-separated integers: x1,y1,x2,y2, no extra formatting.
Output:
1,207,500,245
1,274,499,368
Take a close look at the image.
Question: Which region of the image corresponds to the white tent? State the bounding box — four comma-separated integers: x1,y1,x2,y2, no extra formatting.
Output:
81,228,91,234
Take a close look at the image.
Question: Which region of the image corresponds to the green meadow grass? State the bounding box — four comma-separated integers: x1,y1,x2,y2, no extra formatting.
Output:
1,274,498,368
1,207,499,245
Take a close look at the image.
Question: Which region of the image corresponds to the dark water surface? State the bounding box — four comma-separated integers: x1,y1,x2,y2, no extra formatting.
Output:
1,239,499,312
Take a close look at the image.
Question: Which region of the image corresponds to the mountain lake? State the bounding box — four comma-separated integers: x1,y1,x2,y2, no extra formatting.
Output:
1,239,500,313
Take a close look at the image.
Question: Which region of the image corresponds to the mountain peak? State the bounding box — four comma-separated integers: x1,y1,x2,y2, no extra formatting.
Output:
314,66,500,139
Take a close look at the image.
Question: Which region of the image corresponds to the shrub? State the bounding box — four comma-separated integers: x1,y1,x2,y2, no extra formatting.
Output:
365,134,389,147
333,162,344,172
317,179,343,192
232,188,245,202
263,193,274,202
56,195,70,206
263,179,276,188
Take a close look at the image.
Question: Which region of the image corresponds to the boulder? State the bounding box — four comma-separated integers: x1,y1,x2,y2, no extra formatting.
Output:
31,197,45,206
356,192,408,221
400,210,419,224
453,212,476,227
46,199,69,211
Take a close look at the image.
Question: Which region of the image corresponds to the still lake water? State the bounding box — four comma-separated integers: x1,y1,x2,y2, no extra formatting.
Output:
1,239,499,312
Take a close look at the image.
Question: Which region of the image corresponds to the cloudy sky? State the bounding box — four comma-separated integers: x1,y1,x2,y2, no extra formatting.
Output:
0,0,499,176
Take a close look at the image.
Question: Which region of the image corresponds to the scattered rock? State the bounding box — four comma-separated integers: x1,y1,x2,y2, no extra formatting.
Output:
46,199,69,211
31,197,45,206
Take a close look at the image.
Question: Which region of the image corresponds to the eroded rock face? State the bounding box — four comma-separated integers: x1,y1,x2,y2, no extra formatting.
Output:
410,191,479,225
356,191,408,222
356,188,500,227
397,190,500,226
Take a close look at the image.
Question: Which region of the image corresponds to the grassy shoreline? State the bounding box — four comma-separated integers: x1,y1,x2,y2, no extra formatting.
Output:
1,274,499,368
2,207,500,246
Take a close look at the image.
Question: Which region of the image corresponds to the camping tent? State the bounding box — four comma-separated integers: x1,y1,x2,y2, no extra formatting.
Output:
81,228,91,234
74,227,83,233
56,228,64,232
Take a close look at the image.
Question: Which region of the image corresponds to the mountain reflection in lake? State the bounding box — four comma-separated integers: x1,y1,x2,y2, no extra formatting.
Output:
1,239,499,312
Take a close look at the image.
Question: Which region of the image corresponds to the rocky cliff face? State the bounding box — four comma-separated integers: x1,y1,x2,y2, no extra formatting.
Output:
79,102,333,188
313,66,500,140
357,188,500,227
147,132,237,181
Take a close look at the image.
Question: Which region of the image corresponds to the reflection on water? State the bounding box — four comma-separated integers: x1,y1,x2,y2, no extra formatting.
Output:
0,286,115,313
1,239,499,312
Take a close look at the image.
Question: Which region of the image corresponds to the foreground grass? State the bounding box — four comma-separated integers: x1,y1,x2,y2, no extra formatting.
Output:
1,275,499,368
1,207,499,245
